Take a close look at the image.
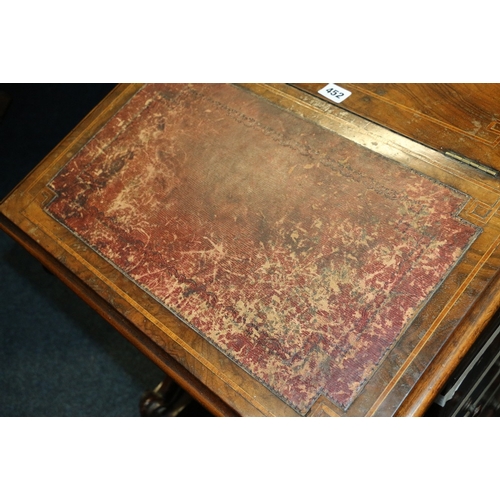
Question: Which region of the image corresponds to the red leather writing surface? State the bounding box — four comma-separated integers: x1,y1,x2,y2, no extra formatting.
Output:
46,84,479,412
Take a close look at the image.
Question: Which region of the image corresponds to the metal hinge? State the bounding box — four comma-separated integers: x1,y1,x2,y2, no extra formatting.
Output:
445,151,498,177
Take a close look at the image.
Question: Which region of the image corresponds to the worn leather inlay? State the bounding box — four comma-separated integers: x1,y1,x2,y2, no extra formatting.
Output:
45,84,480,413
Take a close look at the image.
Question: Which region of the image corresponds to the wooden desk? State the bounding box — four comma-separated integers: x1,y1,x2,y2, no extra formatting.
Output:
2,83,500,416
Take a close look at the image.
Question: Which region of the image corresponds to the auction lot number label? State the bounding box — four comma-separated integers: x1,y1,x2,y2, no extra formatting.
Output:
318,83,351,104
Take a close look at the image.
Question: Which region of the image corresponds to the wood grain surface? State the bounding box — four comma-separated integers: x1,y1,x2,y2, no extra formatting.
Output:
293,84,500,173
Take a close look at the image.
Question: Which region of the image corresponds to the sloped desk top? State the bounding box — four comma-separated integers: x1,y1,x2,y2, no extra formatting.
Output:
2,83,500,416
294,84,500,175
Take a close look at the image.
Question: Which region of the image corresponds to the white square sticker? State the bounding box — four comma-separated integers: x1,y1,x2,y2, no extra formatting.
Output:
318,83,351,104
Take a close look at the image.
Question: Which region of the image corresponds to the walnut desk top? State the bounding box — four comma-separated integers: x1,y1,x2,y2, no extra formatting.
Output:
2,83,500,417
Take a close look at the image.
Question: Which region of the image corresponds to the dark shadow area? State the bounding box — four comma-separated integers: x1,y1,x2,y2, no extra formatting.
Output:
0,84,210,416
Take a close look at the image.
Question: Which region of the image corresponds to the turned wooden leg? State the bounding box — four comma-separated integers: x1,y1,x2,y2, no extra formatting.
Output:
140,376,193,417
